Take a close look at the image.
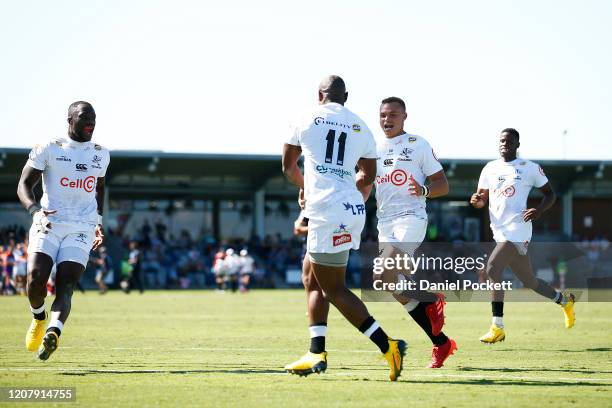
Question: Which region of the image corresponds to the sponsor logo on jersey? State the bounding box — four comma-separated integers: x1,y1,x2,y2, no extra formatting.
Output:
408,136,417,142
60,176,96,192
383,158,394,167
76,163,88,172
315,165,352,179
94,144,102,150
501,185,515,197
376,169,408,186
313,117,351,129
52,139,63,147
498,176,506,181
55,155,72,162
398,148,413,162
91,155,103,169
352,124,361,132
343,202,365,215
388,149,394,154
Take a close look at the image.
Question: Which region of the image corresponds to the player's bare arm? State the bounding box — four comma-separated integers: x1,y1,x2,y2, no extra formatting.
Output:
470,188,489,208
407,169,449,198
17,165,56,231
356,157,376,201
523,182,556,222
17,165,43,210
282,143,304,189
92,176,106,250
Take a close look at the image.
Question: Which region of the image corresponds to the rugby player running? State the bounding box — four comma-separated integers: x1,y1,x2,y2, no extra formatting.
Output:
282,75,406,381
18,101,109,360
470,128,575,343
361,97,457,368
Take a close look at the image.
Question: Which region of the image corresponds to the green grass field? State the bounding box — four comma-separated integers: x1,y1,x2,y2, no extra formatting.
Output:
1,290,611,407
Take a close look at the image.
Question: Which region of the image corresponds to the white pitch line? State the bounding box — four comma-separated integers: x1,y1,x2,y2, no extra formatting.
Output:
0,367,610,383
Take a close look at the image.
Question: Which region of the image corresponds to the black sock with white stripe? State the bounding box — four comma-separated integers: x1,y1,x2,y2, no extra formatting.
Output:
309,323,327,354
30,302,46,321
358,316,389,354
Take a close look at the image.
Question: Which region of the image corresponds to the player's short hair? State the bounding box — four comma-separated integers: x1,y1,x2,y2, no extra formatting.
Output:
67,101,93,119
501,128,520,141
381,96,406,111
319,75,346,102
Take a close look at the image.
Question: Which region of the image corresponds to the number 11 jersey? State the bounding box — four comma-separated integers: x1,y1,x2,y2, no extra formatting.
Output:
287,102,377,217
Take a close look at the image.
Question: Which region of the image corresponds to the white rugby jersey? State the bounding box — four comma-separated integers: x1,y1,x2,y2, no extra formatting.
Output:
288,103,377,217
375,133,442,222
240,256,255,274
26,137,110,225
477,158,548,229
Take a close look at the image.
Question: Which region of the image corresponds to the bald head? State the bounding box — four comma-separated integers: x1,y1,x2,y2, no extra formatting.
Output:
318,75,348,105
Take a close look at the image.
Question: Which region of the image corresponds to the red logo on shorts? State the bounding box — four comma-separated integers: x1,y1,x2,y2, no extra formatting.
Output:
60,176,96,192
333,234,352,247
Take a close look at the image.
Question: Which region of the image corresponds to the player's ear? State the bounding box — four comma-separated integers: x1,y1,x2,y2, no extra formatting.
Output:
344,92,348,103
403,111,407,121
318,90,324,103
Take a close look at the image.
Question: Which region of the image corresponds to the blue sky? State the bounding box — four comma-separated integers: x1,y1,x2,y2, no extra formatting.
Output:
0,0,610,160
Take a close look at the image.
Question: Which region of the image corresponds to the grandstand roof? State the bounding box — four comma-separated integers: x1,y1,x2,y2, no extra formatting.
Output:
0,147,611,202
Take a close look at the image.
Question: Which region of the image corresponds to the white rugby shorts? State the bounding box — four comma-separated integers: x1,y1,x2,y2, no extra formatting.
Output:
492,221,532,255
28,221,95,267
306,193,365,254
377,215,427,256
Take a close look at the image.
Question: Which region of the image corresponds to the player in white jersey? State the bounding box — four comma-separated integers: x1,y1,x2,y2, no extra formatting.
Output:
363,97,457,368
471,128,575,343
238,249,254,293
224,248,240,292
17,101,109,360
282,76,406,381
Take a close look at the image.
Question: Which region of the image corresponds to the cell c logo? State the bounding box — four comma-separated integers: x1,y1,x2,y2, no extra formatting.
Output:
84,176,95,192
502,185,515,197
60,176,96,192
390,169,408,186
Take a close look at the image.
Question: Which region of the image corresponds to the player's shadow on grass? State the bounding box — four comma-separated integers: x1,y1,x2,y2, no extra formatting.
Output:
495,347,612,353
458,366,612,375
401,379,608,387
59,368,285,376
320,378,608,387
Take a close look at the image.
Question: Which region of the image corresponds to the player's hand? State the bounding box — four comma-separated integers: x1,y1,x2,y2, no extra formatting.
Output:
407,175,422,196
33,209,57,233
470,193,486,208
298,188,306,210
92,224,105,250
522,208,540,222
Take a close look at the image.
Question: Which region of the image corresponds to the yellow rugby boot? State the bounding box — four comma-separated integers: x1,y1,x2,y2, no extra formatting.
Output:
25,313,46,352
37,331,59,361
383,339,407,381
479,325,505,344
285,351,327,376
562,293,576,329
